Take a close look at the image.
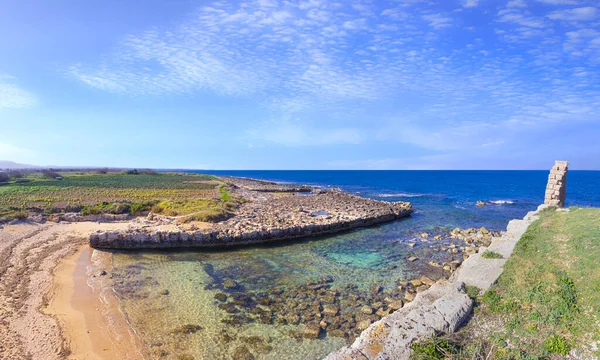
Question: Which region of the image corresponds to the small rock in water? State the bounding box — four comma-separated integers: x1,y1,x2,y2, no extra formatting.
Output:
369,284,382,294
218,303,238,314
159,289,169,296
404,292,416,302
408,257,418,262
356,319,372,331
420,232,429,238
214,293,228,302
223,279,238,289
420,276,435,286
323,304,339,316
285,313,300,325
303,323,322,339
360,305,373,315
232,345,255,360
411,279,423,287
328,329,346,338
172,324,203,334
389,300,403,311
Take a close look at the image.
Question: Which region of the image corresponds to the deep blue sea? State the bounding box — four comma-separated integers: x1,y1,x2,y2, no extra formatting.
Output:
112,170,600,359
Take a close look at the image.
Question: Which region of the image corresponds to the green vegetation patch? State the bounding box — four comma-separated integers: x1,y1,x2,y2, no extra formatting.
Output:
455,207,600,358
481,250,503,259
410,337,460,360
0,172,225,221
151,198,239,223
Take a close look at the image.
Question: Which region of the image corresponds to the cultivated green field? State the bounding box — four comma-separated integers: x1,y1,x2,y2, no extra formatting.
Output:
0,172,238,222
411,207,600,359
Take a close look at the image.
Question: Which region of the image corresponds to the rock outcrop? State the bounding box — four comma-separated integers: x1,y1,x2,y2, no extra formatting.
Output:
89,190,412,249
219,176,312,192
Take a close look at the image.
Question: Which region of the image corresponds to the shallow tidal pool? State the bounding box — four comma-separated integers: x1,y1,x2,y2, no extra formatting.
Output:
109,220,463,360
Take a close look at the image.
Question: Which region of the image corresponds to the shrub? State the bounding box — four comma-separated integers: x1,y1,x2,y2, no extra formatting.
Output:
482,290,504,312
96,168,108,174
138,168,157,175
125,169,139,175
41,170,61,179
411,337,459,359
481,250,503,259
0,173,9,182
7,170,24,178
465,285,481,299
543,335,571,355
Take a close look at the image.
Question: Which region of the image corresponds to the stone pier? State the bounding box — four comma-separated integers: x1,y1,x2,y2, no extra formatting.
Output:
544,160,568,208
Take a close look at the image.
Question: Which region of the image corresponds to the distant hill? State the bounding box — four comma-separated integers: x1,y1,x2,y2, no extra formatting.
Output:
0,160,40,169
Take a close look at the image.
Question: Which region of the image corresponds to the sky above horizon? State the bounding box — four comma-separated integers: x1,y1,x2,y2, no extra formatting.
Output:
1,0,599,170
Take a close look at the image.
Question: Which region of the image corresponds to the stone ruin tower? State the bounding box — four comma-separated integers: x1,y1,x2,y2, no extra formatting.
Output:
544,160,568,208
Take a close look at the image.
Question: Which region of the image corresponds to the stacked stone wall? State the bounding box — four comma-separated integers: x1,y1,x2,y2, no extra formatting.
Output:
544,160,568,207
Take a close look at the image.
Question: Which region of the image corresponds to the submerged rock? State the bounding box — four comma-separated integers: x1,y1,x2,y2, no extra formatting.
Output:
303,323,322,339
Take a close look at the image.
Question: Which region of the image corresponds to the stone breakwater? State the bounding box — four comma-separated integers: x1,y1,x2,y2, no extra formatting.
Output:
89,191,413,249
219,176,312,192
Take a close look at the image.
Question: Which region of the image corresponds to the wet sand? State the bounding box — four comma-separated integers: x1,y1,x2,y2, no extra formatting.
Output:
44,245,143,359
0,221,136,359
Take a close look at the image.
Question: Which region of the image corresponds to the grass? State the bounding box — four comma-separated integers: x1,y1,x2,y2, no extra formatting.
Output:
0,172,234,222
446,207,600,359
481,250,503,259
151,198,239,222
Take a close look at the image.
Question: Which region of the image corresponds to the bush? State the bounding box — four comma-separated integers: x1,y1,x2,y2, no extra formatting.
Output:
0,173,9,182
138,168,157,175
7,170,24,178
96,168,108,174
543,335,571,355
411,337,459,359
481,250,503,259
41,170,61,179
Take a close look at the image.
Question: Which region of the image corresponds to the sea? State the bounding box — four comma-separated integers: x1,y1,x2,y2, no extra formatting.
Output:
105,170,600,360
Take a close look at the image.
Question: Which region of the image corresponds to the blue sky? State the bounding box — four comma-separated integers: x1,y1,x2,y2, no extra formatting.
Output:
1,0,599,169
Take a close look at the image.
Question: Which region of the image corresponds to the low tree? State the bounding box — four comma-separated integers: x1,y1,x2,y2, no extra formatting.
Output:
0,172,9,182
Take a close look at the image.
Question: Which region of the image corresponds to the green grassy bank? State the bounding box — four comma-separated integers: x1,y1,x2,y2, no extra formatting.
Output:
412,207,600,359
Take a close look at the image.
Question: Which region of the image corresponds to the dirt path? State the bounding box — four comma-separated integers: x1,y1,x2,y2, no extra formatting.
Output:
0,221,130,359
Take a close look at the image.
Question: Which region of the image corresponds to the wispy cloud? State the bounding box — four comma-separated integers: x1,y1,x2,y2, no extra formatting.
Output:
547,6,597,21
0,76,36,109
68,0,600,154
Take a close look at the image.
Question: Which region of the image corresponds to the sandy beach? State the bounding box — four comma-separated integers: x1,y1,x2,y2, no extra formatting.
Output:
0,221,138,360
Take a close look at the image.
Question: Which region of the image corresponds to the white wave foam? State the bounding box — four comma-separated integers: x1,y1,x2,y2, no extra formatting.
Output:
488,200,516,205
378,193,427,198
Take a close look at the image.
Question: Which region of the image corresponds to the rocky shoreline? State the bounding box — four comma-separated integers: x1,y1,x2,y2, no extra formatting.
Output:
90,189,413,249
325,206,545,359
219,176,312,192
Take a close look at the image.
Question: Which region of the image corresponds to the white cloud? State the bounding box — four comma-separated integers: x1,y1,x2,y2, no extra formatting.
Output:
547,7,598,21
0,80,36,109
507,0,527,8
422,13,453,29
68,0,600,154
536,0,582,5
462,0,480,8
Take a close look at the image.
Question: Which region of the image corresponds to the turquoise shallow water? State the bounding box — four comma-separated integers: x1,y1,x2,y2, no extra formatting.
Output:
110,170,600,359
